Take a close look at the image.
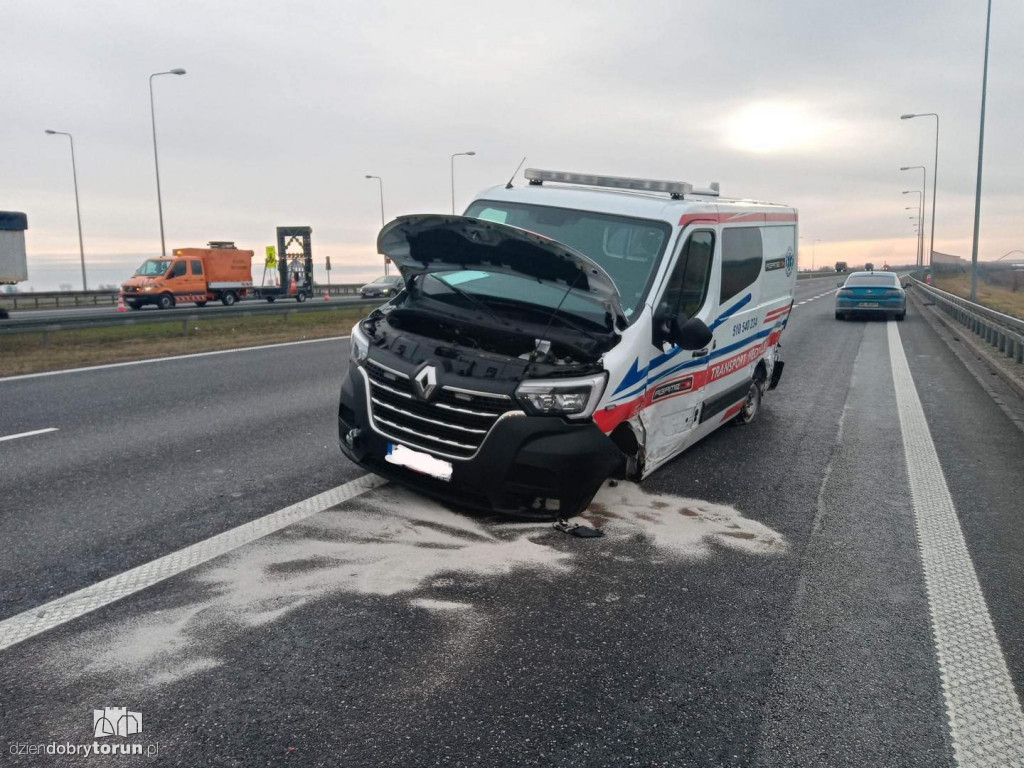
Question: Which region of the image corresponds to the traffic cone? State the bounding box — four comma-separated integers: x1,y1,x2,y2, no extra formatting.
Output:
116,293,127,313
324,287,330,302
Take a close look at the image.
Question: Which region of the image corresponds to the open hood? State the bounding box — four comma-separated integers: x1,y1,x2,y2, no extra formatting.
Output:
377,215,624,321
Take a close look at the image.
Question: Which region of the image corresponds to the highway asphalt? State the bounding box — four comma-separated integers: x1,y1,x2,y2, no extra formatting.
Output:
1,274,1021,766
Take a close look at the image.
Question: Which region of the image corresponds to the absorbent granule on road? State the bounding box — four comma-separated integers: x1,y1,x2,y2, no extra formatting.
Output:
35,481,787,691
582,481,790,560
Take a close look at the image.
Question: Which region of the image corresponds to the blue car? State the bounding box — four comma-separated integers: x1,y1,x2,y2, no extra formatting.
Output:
835,271,906,321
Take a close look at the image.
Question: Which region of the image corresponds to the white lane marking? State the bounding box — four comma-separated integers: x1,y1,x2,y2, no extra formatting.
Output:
0,473,387,653
888,321,1024,766
797,301,807,305
0,427,59,443
0,335,351,384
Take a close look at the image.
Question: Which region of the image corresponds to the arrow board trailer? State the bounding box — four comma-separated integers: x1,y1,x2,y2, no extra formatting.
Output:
338,169,797,518
249,226,314,304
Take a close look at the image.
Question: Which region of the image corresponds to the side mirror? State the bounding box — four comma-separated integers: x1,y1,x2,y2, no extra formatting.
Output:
672,315,713,351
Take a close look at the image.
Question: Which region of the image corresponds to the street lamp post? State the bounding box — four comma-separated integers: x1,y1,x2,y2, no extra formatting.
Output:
149,68,186,258
44,130,87,291
903,190,923,265
900,166,926,266
905,205,922,263
969,0,993,302
365,175,387,275
450,151,476,214
901,113,940,266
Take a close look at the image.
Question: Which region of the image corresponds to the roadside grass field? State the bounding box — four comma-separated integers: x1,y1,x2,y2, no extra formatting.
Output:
933,274,1024,320
0,307,369,377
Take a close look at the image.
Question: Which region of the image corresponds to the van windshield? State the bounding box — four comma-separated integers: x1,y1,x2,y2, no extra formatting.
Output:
464,200,671,319
134,259,172,277
421,270,609,329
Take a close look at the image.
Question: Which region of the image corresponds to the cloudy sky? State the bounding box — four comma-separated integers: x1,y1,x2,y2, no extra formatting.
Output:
3,0,1021,290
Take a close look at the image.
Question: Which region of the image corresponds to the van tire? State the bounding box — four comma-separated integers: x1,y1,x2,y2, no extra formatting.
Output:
835,311,844,320
128,301,142,310
734,378,763,426
221,292,237,307
296,292,306,303
195,301,207,307
896,310,906,321
266,297,276,303
157,294,175,310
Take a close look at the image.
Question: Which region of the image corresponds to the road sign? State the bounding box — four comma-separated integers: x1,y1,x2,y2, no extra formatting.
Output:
326,256,331,271
265,246,277,268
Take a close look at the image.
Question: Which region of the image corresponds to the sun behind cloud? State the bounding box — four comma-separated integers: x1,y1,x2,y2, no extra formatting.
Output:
725,101,838,154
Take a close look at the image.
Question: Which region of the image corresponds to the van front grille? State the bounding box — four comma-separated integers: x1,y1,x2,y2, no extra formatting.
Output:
363,360,519,459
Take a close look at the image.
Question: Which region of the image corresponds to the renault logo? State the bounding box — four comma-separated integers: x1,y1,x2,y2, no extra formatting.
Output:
414,365,438,400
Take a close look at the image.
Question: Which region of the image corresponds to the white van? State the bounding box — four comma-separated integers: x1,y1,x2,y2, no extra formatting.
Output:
339,169,797,516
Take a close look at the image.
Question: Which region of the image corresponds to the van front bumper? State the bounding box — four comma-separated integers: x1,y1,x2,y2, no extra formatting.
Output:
337,364,624,518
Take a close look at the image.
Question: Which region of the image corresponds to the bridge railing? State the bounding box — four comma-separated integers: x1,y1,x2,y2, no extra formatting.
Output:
911,277,1024,365
0,284,365,310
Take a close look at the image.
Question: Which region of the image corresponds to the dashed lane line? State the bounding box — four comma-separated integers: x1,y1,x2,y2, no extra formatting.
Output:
0,473,387,653
888,320,1024,767
0,427,58,443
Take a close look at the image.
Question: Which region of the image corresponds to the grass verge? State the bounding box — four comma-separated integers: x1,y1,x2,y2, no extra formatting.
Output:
0,307,369,377
933,274,1024,320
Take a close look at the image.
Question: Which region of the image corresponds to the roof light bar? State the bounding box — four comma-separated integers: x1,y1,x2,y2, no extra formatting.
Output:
524,168,706,198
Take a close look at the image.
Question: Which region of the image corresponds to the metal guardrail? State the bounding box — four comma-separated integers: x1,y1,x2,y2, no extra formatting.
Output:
0,284,365,310
0,296,381,336
911,277,1024,365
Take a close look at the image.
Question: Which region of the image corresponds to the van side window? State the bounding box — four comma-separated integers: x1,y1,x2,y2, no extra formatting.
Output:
661,231,714,320
170,261,187,278
191,260,203,276
720,227,763,303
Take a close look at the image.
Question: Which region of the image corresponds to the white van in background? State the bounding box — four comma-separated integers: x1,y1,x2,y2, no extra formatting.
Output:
339,169,797,516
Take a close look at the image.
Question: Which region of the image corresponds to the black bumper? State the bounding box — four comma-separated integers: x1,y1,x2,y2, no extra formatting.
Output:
338,364,624,518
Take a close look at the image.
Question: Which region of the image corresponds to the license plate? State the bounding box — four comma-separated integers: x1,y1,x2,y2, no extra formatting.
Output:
385,443,453,482
858,302,879,307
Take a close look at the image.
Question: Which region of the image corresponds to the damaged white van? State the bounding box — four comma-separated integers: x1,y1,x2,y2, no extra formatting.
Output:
339,169,797,516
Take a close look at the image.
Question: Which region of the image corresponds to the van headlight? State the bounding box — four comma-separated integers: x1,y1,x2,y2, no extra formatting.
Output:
515,373,607,419
350,321,370,364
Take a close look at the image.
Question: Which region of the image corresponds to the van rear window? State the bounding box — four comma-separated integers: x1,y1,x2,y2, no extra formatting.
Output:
845,275,899,287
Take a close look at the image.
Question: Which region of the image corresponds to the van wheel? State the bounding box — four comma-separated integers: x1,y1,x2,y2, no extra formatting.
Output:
835,311,844,321
266,297,276,303
896,310,906,321
128,302,142,310
734,379,763,425
296,291,306,303
157,294,175,310
221,292,237,307
195,301,207,307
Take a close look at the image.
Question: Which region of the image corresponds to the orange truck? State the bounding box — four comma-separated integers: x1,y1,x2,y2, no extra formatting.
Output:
120,242,254,309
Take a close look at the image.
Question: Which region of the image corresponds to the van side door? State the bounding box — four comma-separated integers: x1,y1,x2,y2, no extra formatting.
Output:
701,226,765,425
639,229,715,467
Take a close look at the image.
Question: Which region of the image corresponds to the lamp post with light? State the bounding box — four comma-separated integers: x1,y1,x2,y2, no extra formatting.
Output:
900,113,939,266
903,190,923,267
150,68,186,257
44,129,87,291
900,166,926,265
450,151,476,214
